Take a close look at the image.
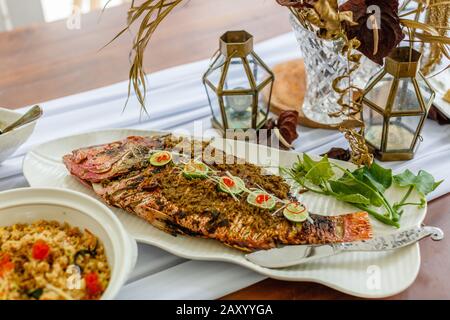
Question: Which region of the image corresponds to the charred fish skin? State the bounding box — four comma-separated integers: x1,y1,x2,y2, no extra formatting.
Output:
63,134,373,252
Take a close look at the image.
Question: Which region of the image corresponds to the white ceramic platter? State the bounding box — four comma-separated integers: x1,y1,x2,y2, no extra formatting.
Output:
22,129,426,298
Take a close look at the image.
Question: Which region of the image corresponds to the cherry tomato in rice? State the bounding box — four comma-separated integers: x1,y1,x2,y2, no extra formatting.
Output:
32,240,50,260
85,272,102,296
0,253,11,265
0,253,14,277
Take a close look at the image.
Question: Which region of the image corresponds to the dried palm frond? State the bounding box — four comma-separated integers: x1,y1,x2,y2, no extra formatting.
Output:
108,0,185,112
400,0,450,75
419,0,450,74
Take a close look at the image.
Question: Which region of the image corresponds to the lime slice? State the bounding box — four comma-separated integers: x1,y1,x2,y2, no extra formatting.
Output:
283,202,308,222
182,160,209,179
218,176,245,195
149,151,172,166
247,190,276,210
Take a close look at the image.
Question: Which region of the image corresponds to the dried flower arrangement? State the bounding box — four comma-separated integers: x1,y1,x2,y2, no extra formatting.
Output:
110,0,449,166
280,0,449,165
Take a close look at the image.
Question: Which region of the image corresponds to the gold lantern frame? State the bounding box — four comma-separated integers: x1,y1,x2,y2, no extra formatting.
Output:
362,47,435,161
202,31,274,135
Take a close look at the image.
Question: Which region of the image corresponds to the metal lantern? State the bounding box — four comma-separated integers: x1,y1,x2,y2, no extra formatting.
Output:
202,31,274,134
362,47,435,161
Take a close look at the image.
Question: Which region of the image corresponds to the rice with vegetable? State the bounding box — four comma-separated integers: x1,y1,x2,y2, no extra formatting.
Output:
0,220,110,300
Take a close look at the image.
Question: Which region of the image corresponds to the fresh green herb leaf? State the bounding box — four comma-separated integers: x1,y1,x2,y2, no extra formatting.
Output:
393,169,443,213
330,173,384,207
302,154,317,172
335,193,371,205
353,162,392,193
304,156,334,185
283,155,405,227
394,169,443,196
285,155,308,179
283,154,441,228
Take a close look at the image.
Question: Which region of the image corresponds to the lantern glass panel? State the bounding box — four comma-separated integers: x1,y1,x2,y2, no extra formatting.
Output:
248,53,271,87
223,93,255,129
256,81,272,128
416,74,434,108
392,78,422,112
386,116,421,151
363,103,384,150
364,73,395,110
205,84,223,126
205,54,226,89
223,58,252,91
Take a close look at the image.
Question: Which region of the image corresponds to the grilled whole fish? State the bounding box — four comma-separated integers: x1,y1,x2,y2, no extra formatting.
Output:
63,135,372,252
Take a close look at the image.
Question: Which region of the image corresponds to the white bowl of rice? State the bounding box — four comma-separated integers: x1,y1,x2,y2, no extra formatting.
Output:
0,188,138,300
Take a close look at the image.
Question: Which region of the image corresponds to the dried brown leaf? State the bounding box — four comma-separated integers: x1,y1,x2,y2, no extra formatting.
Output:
339,0,405,64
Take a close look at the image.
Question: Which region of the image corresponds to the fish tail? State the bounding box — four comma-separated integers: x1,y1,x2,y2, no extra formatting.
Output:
341,212,373,242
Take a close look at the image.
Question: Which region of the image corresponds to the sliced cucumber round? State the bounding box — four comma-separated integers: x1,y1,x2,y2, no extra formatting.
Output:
247,190,276,210
149,151,172,166
218,176,245,195
182,160,209,179
283,202,308,222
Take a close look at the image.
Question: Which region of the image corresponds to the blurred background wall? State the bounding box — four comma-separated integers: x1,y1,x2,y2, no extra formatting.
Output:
0,0,130,31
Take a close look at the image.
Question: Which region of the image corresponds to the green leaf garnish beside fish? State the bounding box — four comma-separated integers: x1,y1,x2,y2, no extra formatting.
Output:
281,155,443,228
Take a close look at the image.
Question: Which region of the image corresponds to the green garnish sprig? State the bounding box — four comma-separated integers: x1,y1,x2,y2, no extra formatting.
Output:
281,154,442,228
393,169,442,215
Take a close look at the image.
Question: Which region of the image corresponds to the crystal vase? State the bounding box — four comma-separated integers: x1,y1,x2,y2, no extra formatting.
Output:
290,14,377,126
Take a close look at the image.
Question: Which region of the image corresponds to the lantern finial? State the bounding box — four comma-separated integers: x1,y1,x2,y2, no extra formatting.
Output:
220,31,254,58
385,47,421,78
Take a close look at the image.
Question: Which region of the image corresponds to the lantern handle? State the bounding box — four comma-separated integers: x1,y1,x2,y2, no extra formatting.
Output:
209,49,221,64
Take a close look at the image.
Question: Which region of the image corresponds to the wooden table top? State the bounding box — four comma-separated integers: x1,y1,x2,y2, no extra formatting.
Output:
0,0,448,300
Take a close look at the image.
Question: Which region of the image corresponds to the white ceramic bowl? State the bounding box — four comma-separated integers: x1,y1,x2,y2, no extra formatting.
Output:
0,187,138,300
0,107,38,164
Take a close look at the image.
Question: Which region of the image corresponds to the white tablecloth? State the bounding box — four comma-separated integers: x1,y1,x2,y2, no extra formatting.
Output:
1,33,449,299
